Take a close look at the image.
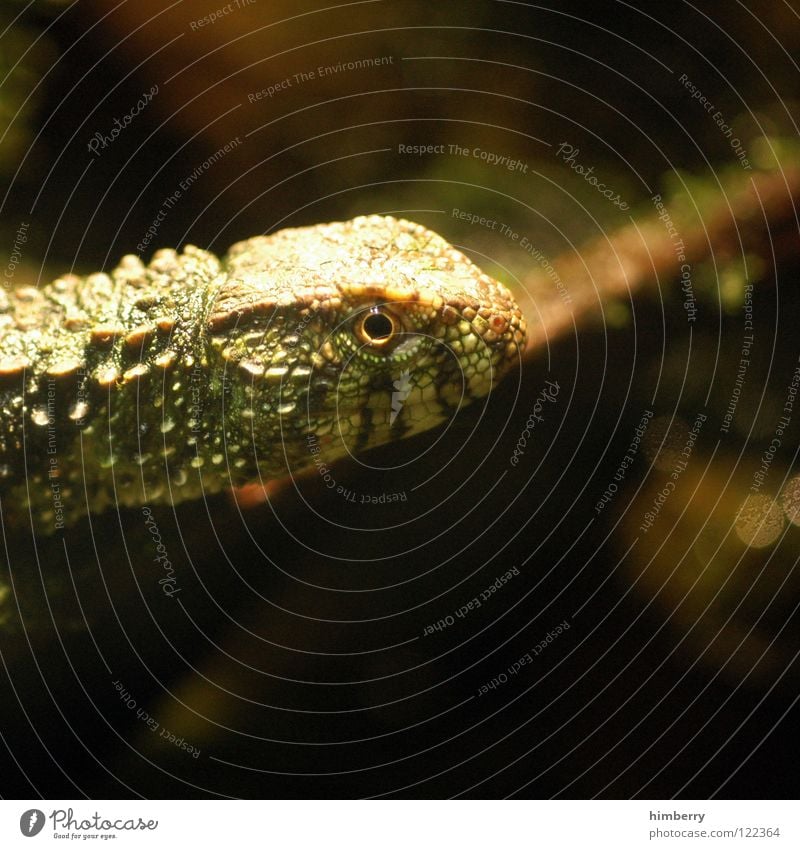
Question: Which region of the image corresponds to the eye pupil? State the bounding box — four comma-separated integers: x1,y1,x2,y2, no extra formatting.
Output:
362,311,394,341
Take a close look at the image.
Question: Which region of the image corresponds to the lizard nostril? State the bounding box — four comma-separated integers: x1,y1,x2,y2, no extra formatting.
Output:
490,315,508,334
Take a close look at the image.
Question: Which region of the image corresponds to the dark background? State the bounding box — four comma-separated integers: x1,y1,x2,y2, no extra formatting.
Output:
0,0,798,798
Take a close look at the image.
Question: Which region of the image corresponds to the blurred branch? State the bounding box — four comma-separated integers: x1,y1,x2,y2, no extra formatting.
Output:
521,155,800,357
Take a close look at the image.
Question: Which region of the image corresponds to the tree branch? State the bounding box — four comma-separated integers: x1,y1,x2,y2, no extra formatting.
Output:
520,162,800,358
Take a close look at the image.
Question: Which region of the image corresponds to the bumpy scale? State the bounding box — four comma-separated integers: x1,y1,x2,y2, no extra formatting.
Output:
0,215,526,527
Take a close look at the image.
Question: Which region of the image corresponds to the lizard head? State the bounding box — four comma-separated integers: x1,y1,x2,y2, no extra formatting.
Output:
207,215,526,475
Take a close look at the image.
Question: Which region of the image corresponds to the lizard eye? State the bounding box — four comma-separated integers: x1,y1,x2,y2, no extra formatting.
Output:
355,306,399,350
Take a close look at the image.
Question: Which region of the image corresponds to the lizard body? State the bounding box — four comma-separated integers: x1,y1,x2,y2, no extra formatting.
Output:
0,215,525,528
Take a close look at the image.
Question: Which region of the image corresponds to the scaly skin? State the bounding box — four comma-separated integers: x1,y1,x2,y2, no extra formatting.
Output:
0,215,526,529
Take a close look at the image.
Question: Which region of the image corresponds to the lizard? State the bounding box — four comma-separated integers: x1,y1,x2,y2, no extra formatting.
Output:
0,214,526,529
